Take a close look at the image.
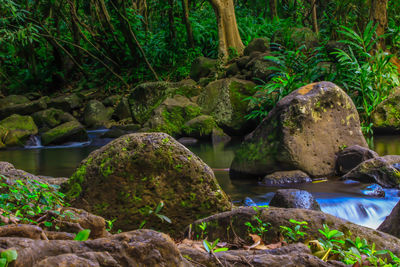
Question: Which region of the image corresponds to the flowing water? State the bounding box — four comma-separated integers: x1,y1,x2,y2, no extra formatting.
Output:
0,132,400,229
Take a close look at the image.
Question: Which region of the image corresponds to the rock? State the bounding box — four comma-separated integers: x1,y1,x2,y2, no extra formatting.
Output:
48,94,82,112
41,121,88,146
146,95,202,137
378,200,400,238
336,145,379,175
230,82,368,179
361,184,385,197
372,87,400,133
211,127,231,145
83,100,111,128
112,97,131,121
0,95,29,108
0,114,38,147
244,37,270,56
225,62,240,77
177,137,198,145
32,108,76,130
198,78,257,135
0,98,47,120
290,27,318,48
187,207,400,254
190,56,217,81
64,133,231,237
0,229,189,267
100,128,129,139
246,52,277,81
183,115,218,139
269,189,320,211
260,170,312,186
175,79,202,98
236,56,251,69
342,155,400,188
102,95,121,107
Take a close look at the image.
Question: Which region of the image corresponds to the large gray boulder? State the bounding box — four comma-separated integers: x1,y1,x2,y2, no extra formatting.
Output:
230,82,368,179
336,145,379,175
269,189,320,211
190,56,217,82
48,93,82,112
83,100,111,128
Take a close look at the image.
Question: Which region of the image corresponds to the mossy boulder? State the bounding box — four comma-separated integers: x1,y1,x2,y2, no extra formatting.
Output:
372,87,400,133
0,98,47,120
0,114,38,147
244,38,270,56
48,93,82,112
0,95,29,108
198,78,257,135
260,170,312,186
41,121,88,146
335,145,379,175
183,115,221,139
32,108,76,130
245,52,278,81
64,132,231,237
112,97,131,121
83,100,111,128
342,155,400,188
102,95,121,107
190,57,217,82
290,27,318,48
269,189,320,211
230,82,368,179
146,95,202,137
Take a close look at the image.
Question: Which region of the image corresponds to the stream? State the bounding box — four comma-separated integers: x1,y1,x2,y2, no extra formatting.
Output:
0,131,399,229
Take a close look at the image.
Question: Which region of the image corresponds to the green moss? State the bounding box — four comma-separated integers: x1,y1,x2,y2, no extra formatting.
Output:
65,158,92,199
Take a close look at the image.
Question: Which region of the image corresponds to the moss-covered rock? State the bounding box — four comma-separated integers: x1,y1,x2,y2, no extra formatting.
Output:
32,108,76,130
0,98,47,120
0,114,38,147
372,87,400,133
41,121,88,146
48,93,82,112
190,57,217,82
0,95,29,108
198,78,257,135
102,95,121,107
290,27,318,48
244,38,270,56
112,97,131,121
230,82,368,179
64,132,231,237
183,115,218,139
83,100,111,128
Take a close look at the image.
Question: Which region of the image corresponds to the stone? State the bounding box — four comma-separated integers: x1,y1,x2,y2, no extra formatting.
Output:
225,62,240,77
336,145,379,175
361,184,385,197
198,78,257,135
244,38,270,56
342,155,400,188
48,94,82,112
0,114,38,147
230,82,368,179
269,189,320,210
190,56,217,81
100,128,129,139
187,207,400,254
83,100,111,128
211,127,231,145
113,97,131,121
290,27,318,48
174,79,202,98
32,108,76,130
102,95,121,107
260,170,312,186
177,137,198,145
183,115,218,139
0,95,29,108
0,98,47,120
245,52,277,81
0,229,189,267
64,133,231,237
372,87,400,133
378,200,400,238
236,56,251,69
41,121,88,146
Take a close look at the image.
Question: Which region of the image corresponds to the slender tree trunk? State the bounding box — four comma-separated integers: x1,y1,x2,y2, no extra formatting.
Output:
270,0,277,20
311,0,319,34
181,0,195,48
370,0,388,49
208,0,244,60
167,0,177,46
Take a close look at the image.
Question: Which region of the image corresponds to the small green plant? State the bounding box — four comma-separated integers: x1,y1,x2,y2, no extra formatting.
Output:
245,207,270,238
197,222,208,239
0,249,18,267
74,229,91,241
203,238,229,254
105,219,116,232
280,219,309,242
318,224,345,250
139,201,172,229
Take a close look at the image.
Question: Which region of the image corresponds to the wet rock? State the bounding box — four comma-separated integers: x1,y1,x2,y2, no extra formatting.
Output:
378,200,400,238
0,98,47,120
64,133,231,237
230,82,367,180
0,229,189,267
336,145,379,175
183,115,220,139
342,155,400,188
100,128,129,138
41,121,88,146
261,170,312,186
32,108,76,130
48,94,82,112
177,137,198,145
361,184,385,197
0,95,29,108
190,56,217,81
269,189,320,211
0,114,38,147
113,97,131,121
83,100,112,128
211,127,231,145
244,38,270,56
372,87,400,133
187,207,400,254
198,78,257,135
243,197,257,206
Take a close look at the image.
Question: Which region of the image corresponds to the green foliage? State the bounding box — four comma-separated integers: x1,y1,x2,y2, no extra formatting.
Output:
203,238,228,254
139,201,172,229
317,224,345,251
74,229,91,241
280,219,308,242
245,206,270,239
0,249,18,267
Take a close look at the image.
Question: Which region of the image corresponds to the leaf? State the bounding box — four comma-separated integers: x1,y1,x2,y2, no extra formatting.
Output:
1,249,18,263
0,258,6,267
203,240,211,253
74,229,91,241
213,247,228,253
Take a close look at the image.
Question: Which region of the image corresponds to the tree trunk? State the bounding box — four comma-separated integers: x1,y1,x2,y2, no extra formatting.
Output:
370,0,388,49
167,0,177,46
270,0,277,20
208,0,244,60
311,0,319,34
181,0,195,48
